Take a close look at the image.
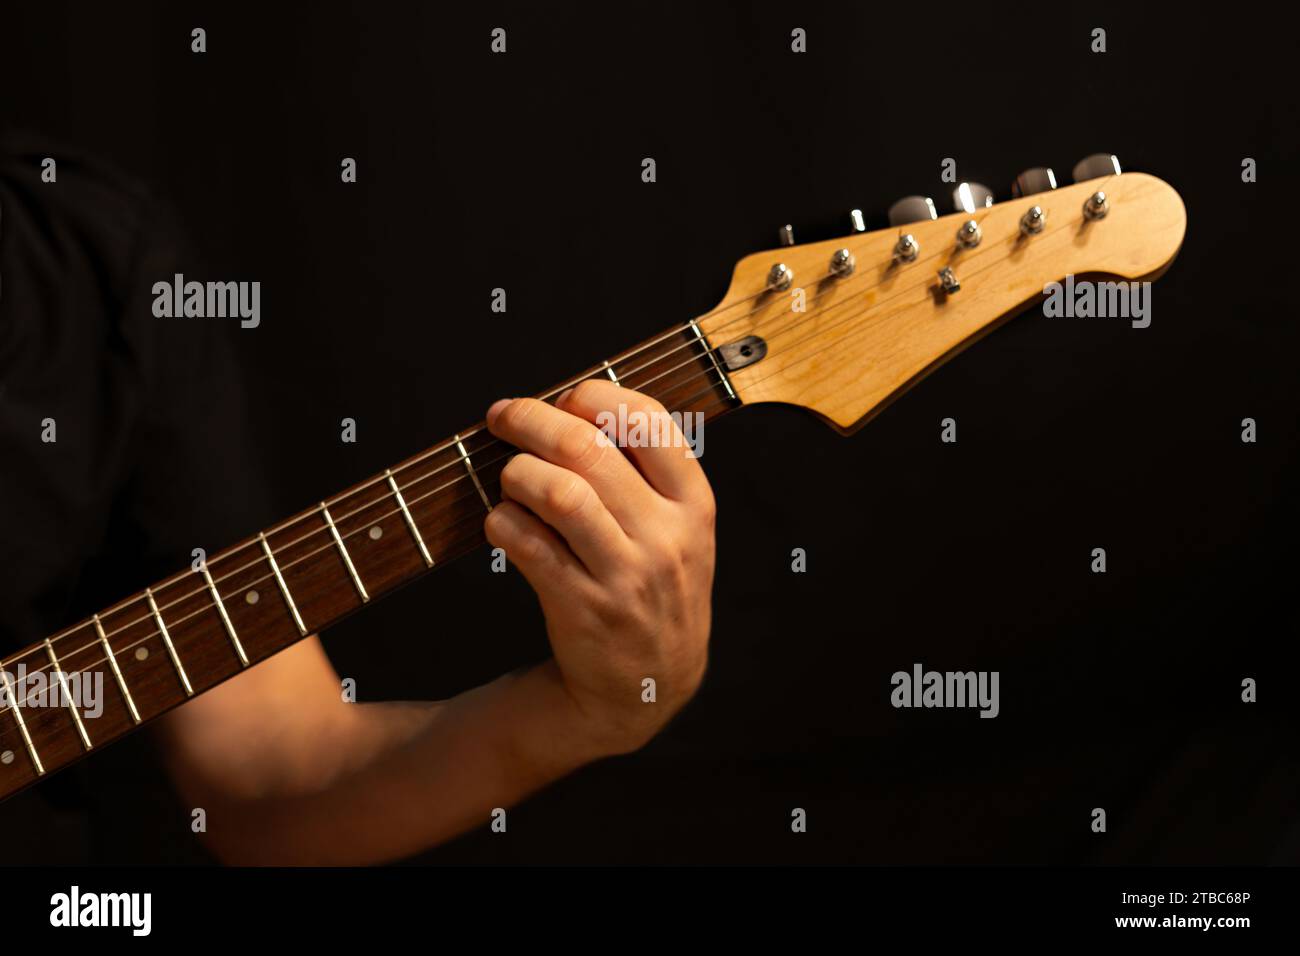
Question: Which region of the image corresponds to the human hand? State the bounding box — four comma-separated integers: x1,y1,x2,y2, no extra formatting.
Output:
484,380,716,757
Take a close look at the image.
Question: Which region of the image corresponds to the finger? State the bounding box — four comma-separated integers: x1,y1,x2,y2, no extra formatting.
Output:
497,452,633,574
486,396,658,532
483,500,595,606
555,379,711,504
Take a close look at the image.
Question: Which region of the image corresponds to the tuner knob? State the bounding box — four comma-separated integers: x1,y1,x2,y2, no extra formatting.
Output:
1082,190,1109,220
1019,204,1046,236
893,233,920,264
952,182,994,213
887,195,938,227
778,224,795,246
849,209,866,233
766,262,794,291
1071,153,1122,182
829,248,855,277
1010,167,1058,198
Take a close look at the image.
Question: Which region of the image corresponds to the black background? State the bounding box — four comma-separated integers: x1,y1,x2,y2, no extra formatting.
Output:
1,3,1296,864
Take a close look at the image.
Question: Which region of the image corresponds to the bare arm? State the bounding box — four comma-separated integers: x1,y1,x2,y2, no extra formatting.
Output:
157,381,715,864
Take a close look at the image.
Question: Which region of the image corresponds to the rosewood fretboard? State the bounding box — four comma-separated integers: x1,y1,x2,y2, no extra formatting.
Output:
0,322,738,802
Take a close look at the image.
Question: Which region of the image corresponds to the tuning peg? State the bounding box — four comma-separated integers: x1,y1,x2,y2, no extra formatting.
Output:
849,209,866,233
952,182,994,213
888,196,938,227
1071,154,1121,221
778,224,795,246
1010,167,1057,198
766,263,793,290
1071,153,1122,182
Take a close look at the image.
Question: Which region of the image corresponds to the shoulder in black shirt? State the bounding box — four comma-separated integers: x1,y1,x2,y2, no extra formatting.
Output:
0,131,269,864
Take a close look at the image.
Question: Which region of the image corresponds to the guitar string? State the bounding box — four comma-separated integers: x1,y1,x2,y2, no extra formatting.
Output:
339,193,1062,488
571,178,1116,396
511,181,1113,434
348,204,1017,490
19,205,989,659
35,178,1087,661
50,178,1103,656
29,206,987,665
0,214,1055,717
0,187,1105,722
0,190,1094,707
72,188,1023,626
0,198,1060,726
1,192,1095,717
19,242,851,654
334,197,1032,491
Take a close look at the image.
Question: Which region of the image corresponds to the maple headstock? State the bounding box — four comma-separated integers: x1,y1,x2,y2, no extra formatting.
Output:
695,171,1186,433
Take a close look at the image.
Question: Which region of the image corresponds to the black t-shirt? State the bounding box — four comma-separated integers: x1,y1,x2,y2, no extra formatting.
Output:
0,132,270,863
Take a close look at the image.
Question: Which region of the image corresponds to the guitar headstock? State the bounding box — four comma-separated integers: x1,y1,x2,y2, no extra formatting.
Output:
695,163,1186,433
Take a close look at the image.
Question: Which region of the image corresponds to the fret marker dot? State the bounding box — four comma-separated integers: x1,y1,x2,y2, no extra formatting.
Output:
1,750,13,765
369,525,383,540
246,589,259,604
135,647,148,661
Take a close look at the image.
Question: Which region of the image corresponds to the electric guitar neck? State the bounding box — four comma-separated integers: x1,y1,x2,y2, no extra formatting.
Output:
0,168,1186,804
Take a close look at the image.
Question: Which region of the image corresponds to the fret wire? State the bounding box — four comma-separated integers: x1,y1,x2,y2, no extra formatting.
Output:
0,659,45,774
146,587,194,696
688,319,736,401
93,613,140,724
607,325,731,391
321,503,369,602
455,434,494,513
43,639,92,751
601,360,620,384
201,564,250,666
606,332,731,411
387,469,434,568
259,532,308,635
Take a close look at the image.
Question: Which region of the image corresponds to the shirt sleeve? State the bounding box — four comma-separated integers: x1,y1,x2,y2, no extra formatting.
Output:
106,194,275,588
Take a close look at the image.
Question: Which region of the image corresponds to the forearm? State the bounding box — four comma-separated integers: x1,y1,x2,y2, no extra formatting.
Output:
166,659,605,865
162,383,713,865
